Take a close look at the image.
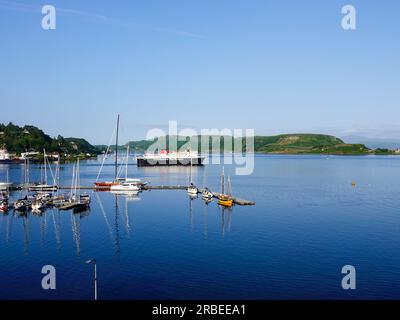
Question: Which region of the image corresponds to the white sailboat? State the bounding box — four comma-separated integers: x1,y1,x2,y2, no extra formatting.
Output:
95,114,120,188
29,149,58,192
187,150,198,196
202,188,213,201
72,158,90,213
110,181,140,193
110,146,143,194
201,163,213,201
0,167,12,191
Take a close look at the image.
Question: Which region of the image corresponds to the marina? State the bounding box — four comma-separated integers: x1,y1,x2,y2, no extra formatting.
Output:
0,184,255,208
0,147,255,215
1,154,400,299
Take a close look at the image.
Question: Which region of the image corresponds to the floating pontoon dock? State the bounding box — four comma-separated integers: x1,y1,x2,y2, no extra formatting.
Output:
13,185,255,206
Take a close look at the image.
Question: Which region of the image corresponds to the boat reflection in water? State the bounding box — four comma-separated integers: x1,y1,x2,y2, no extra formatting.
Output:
187,189,234,238
0,188,234,260
0,203,92,256
220,206,232,237
95,191,141,256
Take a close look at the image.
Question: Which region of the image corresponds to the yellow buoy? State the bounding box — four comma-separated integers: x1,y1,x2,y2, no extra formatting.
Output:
351,181,356,187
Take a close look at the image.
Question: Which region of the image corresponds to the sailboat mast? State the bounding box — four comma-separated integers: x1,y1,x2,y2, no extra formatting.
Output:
25,158,30,185
126,145,129,179
70,163,75,199
56,155,60,187
189,146,193,184
227,176,232,196
43,149,48,184
221,166,225,194
115,114,120,181
76,158,80,197
190,157,192,184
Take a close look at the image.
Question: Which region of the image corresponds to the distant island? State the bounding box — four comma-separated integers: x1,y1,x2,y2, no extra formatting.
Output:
1,123,399,158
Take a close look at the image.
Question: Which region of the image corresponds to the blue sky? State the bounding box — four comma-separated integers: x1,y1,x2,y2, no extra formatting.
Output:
0,0,399,144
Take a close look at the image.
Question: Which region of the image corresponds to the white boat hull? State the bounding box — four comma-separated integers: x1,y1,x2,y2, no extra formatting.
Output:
110,185,140,192
29,185,58,192
187,187,198,195
0,182,12,191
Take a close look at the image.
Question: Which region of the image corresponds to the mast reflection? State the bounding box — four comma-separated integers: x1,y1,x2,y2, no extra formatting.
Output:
71,212,81,256
220,206,232,237
51,210,62,251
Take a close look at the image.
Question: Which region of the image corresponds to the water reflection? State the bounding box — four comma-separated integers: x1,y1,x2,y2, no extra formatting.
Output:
96,192,114,244
22,214,30,256
1,188,235,260
203,201,208,240
40,213,47,247
188,195,196,231
220,206,232,237
123,194,139,237
95,191,142,256
187,191,236,237
114,194,120,259
2,212,14,246
0,205,92,256
51,211,62,251
71,213,81,256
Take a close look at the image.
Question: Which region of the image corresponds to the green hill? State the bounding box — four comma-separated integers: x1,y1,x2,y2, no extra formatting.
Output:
253,134,370,154
124,133,375,155
0,123,100,156
1,124,384,157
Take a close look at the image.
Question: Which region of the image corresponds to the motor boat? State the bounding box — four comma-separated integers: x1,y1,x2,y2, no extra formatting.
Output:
110,182,140,193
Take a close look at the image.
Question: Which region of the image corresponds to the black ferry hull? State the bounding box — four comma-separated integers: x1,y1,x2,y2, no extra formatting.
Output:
137,157,205,167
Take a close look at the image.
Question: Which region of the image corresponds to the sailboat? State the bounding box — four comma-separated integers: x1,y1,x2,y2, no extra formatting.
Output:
187,150,198,197
201,164,213,201
202,188,213,202
110,145,146,193
218,167,233,207
58,158,90,211
0,167,12,191
29,150,58,192
94,114,121,189
72,158,90,213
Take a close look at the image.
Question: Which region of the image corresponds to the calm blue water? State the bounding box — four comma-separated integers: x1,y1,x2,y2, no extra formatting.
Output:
1,154,400,300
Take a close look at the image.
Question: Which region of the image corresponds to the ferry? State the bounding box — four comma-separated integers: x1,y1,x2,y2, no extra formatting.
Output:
137,149,205,167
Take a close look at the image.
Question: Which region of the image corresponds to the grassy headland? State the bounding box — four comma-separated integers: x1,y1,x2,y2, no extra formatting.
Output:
123,134,398,155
